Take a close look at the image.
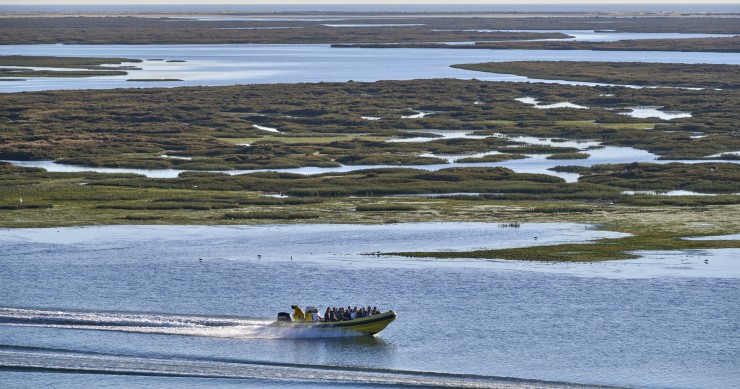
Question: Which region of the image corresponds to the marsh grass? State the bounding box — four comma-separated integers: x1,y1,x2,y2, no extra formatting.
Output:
455,154,528,163
546,152,590,160
355,204,419,212
0,56,142,78
0,203,53,210
0,17,574,45
393,234,740,262
2,79,738,167
222,211,319,220
452,61,740,89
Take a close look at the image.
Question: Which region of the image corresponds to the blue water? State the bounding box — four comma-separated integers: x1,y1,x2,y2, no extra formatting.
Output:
1,44,739,93
1,224,738,388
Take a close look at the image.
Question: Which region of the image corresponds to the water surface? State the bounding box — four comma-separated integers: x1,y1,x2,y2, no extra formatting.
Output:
1,223,738,389
5,145,734,182
2,44,739,93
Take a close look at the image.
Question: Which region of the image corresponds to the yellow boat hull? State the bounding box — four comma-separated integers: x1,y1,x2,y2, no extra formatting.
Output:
272,310,397,336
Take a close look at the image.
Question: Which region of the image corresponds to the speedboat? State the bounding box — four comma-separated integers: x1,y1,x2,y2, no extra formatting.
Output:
271,306,397,336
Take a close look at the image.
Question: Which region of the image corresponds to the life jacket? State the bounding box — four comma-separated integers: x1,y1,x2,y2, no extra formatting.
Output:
292,306,305,320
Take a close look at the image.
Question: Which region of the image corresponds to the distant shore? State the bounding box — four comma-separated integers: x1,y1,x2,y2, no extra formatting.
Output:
0,12,737,45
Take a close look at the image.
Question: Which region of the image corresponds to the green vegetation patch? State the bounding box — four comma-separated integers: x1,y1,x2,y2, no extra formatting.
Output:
356,204,419,212
546,152,589,160
452,61,740,90
0,17,573,45
222,211,319,220
556,162,740,194
391,234,740,262
455,154,528,163
2,79,738,167
220,135,391,144
343,37,740,54
0,55,142,78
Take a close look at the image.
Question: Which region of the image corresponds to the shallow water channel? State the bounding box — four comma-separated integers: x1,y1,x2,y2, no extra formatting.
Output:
0,223,738,389
5,131,735,182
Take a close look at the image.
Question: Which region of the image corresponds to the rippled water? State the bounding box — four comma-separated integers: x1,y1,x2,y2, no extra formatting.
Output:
1,224,739,388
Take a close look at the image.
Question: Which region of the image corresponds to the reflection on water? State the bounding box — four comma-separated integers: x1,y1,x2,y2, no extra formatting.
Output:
2,44,739,93
516,96,589,109
160,154,192,160
684,233,740,241
619,106,692,120
622,190,719,196
400,110,435,119
253,124,281,133
419,150,504,163
387,129,487,143
707,150,740,158
478,29,736,42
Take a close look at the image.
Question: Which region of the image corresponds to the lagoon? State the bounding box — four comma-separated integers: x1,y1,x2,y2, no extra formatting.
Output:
0,223,738,389
2,44,740,93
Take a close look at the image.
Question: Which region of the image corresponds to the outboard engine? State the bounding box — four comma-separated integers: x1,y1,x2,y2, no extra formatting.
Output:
277,312,292,322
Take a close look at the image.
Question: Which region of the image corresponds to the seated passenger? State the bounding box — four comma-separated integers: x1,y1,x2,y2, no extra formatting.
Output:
324,307,331,322
312,311,320,322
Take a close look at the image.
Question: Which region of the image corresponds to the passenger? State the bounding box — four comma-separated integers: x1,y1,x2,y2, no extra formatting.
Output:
312,311,320,322
359,307,366,318
343,308,351,321
372,306,380,315
350,308,356,320
367,306,372,316
324,307,331,322
304,308,314,322
291,305,305,321
338,307,345,321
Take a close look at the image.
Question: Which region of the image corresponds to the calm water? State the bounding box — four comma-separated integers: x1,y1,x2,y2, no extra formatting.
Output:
481,30,735,42
1,44,740,92
1,224,739,388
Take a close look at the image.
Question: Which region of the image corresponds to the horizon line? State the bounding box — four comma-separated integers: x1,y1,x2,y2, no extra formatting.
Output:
3,2,739,5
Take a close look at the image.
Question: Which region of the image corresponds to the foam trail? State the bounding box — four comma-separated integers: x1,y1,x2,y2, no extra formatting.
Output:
0,346,620,389
0,307,358,339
